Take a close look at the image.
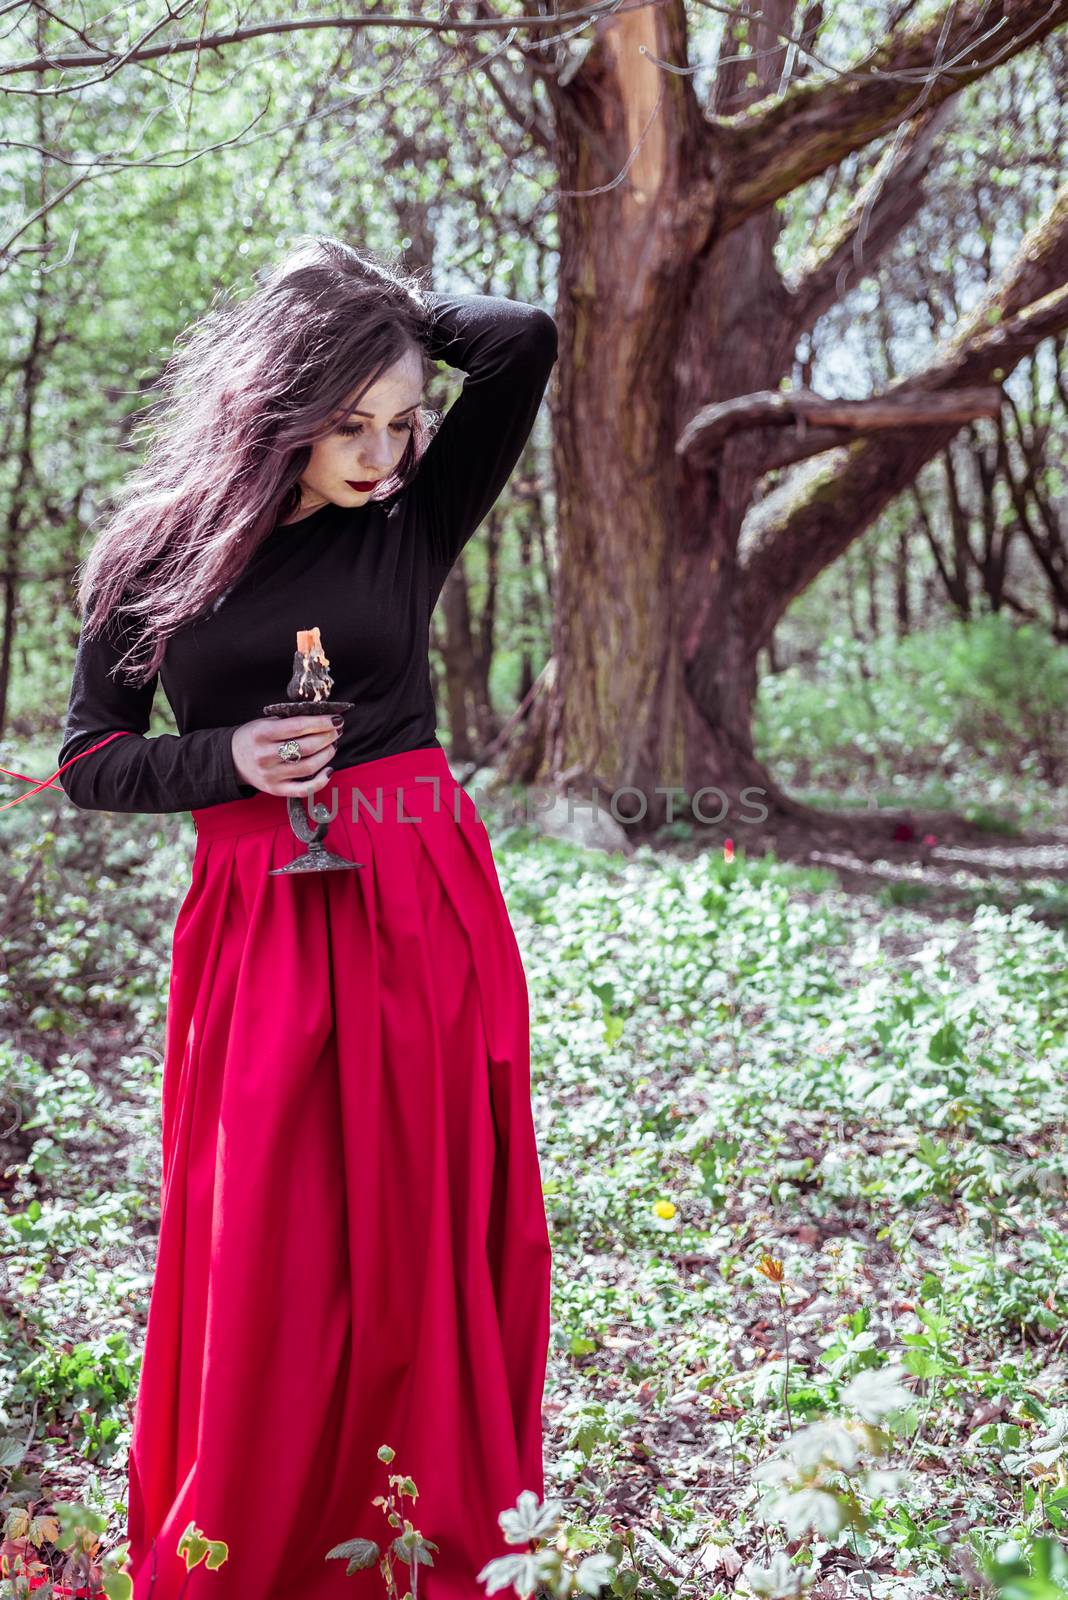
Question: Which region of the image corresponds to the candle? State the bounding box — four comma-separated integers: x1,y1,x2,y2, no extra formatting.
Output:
286,626,334,703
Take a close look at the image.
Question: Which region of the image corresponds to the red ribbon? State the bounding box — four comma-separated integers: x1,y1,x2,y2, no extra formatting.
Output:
0,731,134,813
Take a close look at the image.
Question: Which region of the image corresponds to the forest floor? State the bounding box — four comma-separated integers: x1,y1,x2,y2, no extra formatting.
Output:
1,786,1067,1600
675,802,1068,930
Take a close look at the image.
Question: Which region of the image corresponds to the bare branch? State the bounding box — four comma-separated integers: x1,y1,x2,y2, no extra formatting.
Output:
0,98,271,265
709,0,1068,237
785,99,955,339
735,186,1068,645
0,0,623,82
450,1,553,151
680,384,1004,464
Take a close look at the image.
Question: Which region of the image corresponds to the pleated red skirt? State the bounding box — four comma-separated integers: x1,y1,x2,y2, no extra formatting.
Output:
125,745,552,1599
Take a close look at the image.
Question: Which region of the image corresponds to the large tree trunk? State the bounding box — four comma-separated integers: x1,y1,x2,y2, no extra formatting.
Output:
540,0,712,824
522,0,1068,833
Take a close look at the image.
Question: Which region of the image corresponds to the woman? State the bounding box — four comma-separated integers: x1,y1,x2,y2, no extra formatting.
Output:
56,237,558,1599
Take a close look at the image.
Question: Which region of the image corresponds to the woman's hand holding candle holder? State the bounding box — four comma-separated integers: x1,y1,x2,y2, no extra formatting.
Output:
230,711,341,797
231,629,346,796
254,625,361,874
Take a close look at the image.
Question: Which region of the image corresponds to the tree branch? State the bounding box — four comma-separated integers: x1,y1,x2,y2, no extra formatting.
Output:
444,0,553,151
785,99,955,339
709,0,1068,238
680,385,1003,465
0,1,616,79
735,185,1068,647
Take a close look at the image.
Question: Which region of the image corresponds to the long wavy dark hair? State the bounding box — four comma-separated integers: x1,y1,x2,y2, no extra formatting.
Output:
75,236,439,684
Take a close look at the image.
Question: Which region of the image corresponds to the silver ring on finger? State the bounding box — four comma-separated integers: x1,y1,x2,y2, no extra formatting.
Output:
278,738,303,763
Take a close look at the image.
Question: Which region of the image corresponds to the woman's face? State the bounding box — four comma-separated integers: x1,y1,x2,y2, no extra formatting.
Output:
287,346,426,522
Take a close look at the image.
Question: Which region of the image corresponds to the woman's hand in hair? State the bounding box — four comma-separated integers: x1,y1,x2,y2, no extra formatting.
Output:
230,714,342,796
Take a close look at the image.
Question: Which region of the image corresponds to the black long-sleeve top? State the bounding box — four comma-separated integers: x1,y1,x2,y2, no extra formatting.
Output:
54,292,558,813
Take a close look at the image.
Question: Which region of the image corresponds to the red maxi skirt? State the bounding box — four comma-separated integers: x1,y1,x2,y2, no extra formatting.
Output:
125,745,553,1599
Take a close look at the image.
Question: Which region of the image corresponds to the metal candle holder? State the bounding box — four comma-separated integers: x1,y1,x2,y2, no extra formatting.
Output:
262,627,364,876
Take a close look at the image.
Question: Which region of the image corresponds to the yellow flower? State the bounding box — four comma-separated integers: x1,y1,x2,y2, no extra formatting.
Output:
653,1199,677,1220
756,1253,785,1283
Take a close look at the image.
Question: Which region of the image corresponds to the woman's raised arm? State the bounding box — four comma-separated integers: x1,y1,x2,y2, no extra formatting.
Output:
412,290,558,573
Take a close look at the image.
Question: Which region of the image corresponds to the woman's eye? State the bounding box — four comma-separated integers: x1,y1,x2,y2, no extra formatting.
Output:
337,420,414,438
